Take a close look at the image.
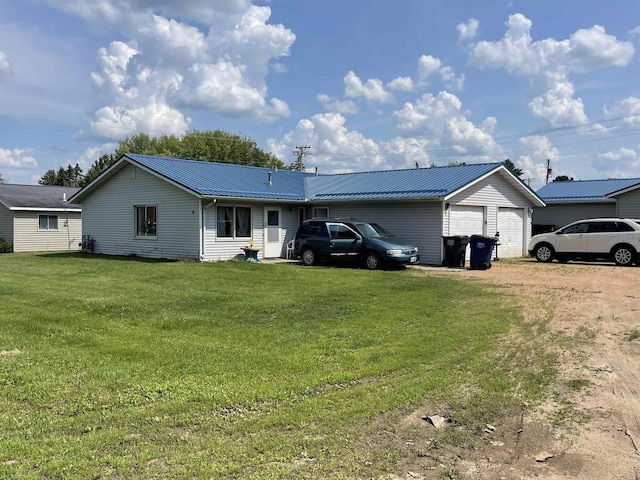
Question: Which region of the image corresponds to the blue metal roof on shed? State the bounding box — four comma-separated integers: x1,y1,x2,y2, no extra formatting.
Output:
536,178,640,203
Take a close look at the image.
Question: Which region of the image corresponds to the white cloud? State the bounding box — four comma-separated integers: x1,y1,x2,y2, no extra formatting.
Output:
343,71,393,104
630,26,640,37
604,96,640,125
51,1,294,139
457,18,479,42
594,147,640,177
438,66,465,90
514,135,560,187
316,94,359,115
0,148,38,168
387,76,415,92
380,137,432,169
468,13,634,127
417,55,442,80
268,113,387,172
528,78,588,127
392,91,501,157
0,51,13,80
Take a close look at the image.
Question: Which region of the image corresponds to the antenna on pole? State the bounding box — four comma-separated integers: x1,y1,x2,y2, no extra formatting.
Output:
544,159,552,185
291,145,311,171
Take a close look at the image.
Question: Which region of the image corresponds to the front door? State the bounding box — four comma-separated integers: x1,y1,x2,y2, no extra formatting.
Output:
263,207,282,258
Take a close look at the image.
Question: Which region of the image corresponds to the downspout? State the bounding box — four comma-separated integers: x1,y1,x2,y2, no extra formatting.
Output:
199,198,203,261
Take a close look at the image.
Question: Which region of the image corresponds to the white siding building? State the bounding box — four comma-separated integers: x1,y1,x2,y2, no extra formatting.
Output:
70,154,545,265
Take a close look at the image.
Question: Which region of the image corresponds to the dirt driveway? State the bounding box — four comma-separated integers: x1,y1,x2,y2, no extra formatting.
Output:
401,259,640,479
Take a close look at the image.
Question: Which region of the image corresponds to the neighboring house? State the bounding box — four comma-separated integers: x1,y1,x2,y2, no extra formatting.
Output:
69,154,545,265
0,184,82,252
534,178,640,233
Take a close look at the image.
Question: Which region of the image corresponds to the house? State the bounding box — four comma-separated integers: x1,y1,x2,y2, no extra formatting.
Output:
68,154,545,264
533,178,640,233
0,184,82,252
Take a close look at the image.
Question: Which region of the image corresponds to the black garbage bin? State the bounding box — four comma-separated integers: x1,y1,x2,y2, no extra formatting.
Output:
469,235,496,270
442,235,470,268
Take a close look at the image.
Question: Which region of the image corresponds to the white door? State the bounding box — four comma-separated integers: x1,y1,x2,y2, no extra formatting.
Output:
497,208,524,257
449,206,485,236
449,206,485,262
263,207,282,258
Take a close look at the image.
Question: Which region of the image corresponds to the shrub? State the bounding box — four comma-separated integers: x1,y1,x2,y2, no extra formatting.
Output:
0,237,13,253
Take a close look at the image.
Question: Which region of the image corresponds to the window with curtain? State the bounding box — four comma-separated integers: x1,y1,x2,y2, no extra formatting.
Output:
135,205,157,237
38,215,58,231
217,206,252,238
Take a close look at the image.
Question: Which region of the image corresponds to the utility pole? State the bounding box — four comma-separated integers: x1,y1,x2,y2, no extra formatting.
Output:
291,145,311,171
544,159,552,185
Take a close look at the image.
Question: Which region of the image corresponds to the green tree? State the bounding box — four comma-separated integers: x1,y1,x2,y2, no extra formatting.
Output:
114,130,285,169
503,159,524,177
38,163,83,186
553,175,574,182
0,171,5,184
82,154,118,186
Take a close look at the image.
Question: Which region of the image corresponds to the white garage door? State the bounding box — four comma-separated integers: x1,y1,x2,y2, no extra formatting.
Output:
449,206,485,236
497,207,524,258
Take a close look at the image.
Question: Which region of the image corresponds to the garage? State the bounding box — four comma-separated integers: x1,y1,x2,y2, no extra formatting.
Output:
497,207,525,257
449,205,485,236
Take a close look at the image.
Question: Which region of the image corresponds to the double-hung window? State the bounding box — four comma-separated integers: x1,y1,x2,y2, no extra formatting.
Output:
217,206,252,238
38,215,58,231
135,205,157,237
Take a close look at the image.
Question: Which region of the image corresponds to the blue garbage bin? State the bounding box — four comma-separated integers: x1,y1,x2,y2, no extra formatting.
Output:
469,235,496,270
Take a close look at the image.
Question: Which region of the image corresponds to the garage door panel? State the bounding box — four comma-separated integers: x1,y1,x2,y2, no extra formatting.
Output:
497,208,524,257
449,206,484,236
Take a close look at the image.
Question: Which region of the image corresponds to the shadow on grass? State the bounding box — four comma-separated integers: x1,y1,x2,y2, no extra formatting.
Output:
35,252,179,263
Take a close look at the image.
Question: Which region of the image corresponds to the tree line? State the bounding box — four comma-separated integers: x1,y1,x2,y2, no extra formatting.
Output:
38,130,292,187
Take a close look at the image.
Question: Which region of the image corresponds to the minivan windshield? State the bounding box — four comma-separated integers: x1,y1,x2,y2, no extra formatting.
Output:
352,222,392,238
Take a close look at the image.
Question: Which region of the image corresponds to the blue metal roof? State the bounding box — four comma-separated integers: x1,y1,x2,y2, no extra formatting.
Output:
73,155,539,204
306,163,502,200
127,154,310,200
536,178,640,203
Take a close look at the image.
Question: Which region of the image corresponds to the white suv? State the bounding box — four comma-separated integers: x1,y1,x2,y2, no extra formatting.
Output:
528,218,640,266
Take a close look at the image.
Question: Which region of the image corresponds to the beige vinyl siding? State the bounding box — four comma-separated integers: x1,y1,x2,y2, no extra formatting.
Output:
446,173,532,254
616,189,640,218
12,211,81,252
81,165,200,259
0,205,13,243
532,203,616,230
328,201,443,265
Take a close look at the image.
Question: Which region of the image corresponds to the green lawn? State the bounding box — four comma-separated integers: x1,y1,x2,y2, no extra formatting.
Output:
0,253,554,479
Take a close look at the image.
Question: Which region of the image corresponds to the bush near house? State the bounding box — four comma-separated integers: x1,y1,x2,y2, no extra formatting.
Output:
0,237,12,253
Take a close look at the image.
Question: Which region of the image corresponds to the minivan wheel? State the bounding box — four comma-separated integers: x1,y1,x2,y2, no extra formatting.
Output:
301,248,316,266
364,252,380,270
534,243,554,263
613,245,635,266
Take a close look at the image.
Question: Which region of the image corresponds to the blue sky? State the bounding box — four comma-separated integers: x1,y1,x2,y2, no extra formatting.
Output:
1,0,639,189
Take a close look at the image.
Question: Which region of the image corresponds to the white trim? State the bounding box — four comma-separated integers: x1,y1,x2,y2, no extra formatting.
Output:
10,207,82,212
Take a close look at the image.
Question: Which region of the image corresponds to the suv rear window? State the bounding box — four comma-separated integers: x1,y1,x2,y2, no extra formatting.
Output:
588,222,618,233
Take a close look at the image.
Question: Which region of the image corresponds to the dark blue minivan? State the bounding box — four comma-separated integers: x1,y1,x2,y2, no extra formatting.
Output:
293,219,419,269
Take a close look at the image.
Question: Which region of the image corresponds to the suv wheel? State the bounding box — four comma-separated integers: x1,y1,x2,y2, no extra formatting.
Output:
301,248,316,266
363,252,380,270
534,243,554,263
613,245,635,266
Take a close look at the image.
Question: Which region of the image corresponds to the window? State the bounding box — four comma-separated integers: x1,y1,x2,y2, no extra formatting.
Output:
313,207,329,218
38,215,58,231
217,206,252,238
562,223,589,234
589,222,617,233
135,205,157,237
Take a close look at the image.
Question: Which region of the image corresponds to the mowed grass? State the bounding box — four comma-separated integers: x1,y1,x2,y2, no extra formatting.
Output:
0,253,554,479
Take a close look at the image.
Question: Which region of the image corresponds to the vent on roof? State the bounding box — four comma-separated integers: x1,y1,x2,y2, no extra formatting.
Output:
268,172,272,186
